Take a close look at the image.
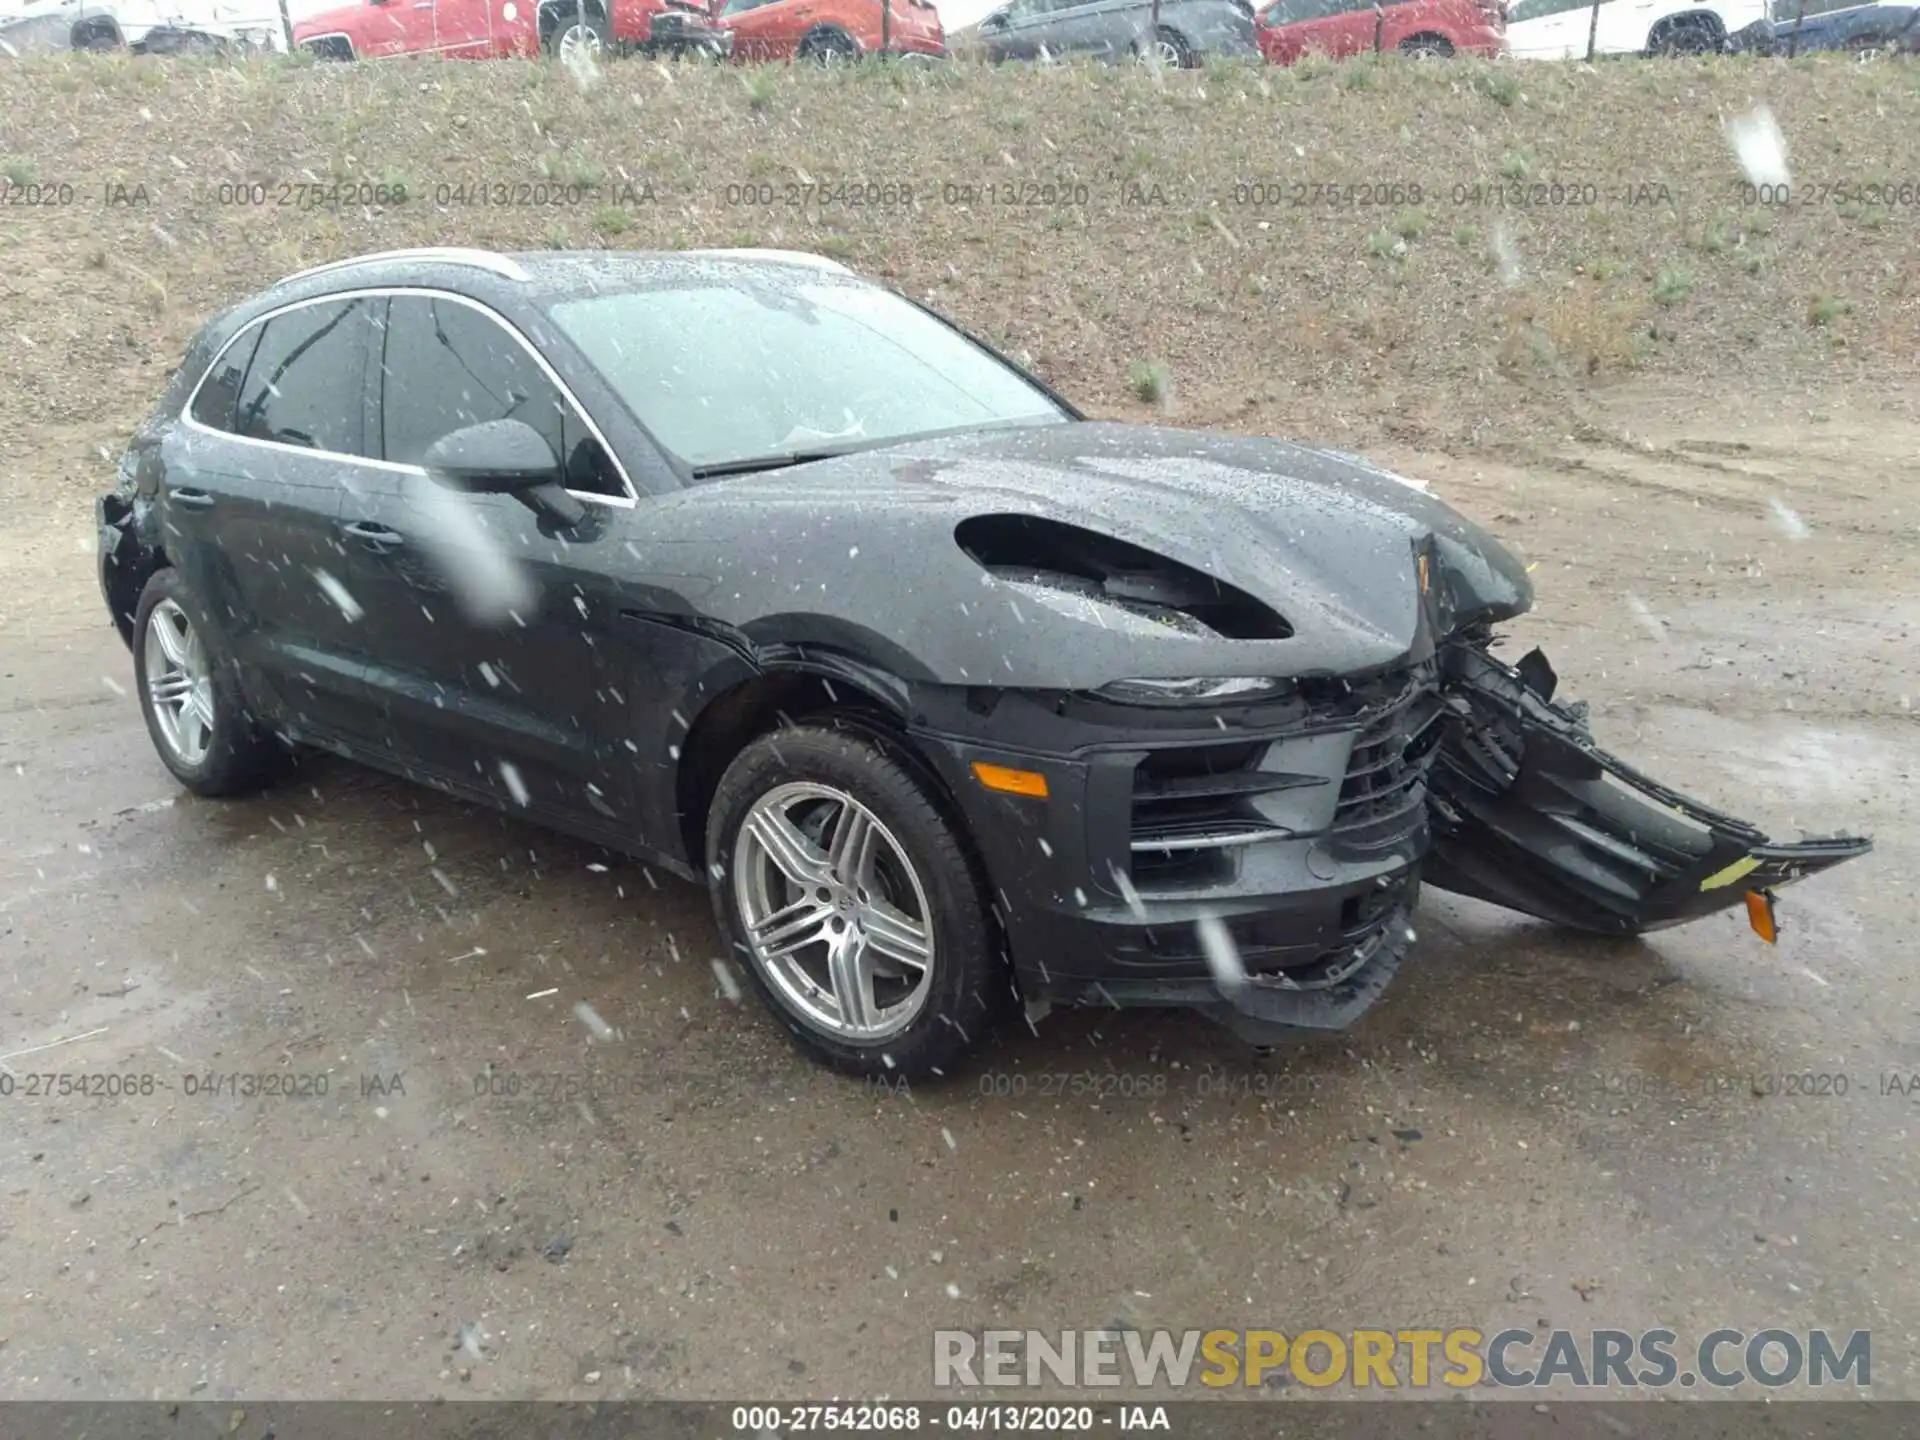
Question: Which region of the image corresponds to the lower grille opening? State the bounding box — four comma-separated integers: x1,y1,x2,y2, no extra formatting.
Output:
1122,664,1443,882
1129,740,1270,885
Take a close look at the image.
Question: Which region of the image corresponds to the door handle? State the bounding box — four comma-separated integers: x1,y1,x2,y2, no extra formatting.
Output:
343,520,405,547
168,486,215,510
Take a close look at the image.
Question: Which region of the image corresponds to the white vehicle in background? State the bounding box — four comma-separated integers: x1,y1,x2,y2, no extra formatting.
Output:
0,0,286,53
1504,0,1762,53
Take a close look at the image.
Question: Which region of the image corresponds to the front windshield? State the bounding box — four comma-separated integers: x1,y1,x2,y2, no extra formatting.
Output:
548,277,1069,472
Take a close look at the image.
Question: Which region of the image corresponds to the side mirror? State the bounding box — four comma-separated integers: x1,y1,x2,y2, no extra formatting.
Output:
980,9,1007,25
421,419,586,527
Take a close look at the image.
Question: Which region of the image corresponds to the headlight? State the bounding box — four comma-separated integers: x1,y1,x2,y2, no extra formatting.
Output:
1094,676,1288,705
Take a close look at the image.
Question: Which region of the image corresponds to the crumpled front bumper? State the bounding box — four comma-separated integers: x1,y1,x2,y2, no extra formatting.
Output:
907,669,1439,1043
645,11,732,52
907,634,1871,1047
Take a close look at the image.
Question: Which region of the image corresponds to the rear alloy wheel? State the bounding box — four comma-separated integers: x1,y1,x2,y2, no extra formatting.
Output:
548,10,610,61
1141,25,1193,65
707,725,1001,1077
132,569,288,797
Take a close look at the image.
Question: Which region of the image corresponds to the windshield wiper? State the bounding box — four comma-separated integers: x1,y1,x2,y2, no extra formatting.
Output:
689,448,851,479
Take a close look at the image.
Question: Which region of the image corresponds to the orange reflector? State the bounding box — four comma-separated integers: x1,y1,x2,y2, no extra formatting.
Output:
1746,888,1778,945
972,762,1049,799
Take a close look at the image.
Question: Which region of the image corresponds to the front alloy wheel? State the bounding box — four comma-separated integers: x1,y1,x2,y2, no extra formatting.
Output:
734,782,936,1041
707,724,1004,1076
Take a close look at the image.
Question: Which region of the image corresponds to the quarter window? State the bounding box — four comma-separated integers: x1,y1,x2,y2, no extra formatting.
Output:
235,298,378,455
378,294,626,499
190,327,262,433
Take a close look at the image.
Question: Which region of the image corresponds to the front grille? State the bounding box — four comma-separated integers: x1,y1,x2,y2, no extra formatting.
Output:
1331,668,1447,844
1124,664,1443,882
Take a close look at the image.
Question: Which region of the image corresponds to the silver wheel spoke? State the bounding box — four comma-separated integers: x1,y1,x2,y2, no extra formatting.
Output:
752,898,830,958
827,804,877,889
150,673,193,704
152,612,190,668
187,687,217,734
747,807,831,887
861,897,931,971
827,932,875,1031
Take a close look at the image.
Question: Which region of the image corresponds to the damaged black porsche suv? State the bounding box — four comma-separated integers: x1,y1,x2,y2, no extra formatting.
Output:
98,246,1871,1076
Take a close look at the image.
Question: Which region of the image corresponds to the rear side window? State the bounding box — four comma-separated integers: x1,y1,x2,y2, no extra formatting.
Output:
379,294,626,498
235,297,378,455
189,328,262,433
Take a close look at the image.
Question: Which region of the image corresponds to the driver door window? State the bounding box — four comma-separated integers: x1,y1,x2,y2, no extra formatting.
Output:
377,293,627,500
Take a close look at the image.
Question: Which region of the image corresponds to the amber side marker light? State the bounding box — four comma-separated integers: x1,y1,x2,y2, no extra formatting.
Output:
1746,888,1779,944
972,762,1049,799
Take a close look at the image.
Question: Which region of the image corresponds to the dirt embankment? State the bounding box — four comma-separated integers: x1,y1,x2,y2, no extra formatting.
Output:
0,51,1917,516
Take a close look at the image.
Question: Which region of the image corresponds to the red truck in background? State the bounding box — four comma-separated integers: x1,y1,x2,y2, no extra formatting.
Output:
712,0,944,61
293,0,729,60
1254,0,1503,60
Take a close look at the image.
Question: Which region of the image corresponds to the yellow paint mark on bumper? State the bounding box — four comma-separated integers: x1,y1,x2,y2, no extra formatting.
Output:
1700,855,1763,891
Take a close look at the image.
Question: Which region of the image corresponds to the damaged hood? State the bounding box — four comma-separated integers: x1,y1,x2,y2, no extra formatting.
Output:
644,420,1532,691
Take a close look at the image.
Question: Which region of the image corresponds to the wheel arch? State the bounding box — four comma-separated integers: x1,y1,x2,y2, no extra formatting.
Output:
1647,8,1726,45
299,31,357,58
105,537,169,649
675,651,919,869
70,13,124,48
797,21,860,55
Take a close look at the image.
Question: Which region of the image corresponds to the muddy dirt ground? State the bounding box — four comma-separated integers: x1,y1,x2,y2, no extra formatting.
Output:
3,375,1916,1403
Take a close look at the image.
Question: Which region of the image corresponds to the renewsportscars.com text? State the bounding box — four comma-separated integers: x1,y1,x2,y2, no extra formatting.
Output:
932,1327,1871,1390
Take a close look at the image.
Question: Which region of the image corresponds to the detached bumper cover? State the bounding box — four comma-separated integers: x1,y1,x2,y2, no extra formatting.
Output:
1425,643,1872,934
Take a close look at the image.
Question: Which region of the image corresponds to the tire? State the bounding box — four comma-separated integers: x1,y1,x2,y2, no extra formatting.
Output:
1399,32,1454,57
796,25,859,63
1648,16,1718,53
545,7,610,61
706,723,1003,1078
73,18,122,50
131,569,288,798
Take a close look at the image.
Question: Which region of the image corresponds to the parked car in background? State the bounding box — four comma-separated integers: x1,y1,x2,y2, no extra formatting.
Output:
295,0,727,61
99,245,1870,1077
972,0,1256,64
1725,0,1919,50
1505,0,1759,55
1254,0,1501,61
715,0,943,61
0,0,282,53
